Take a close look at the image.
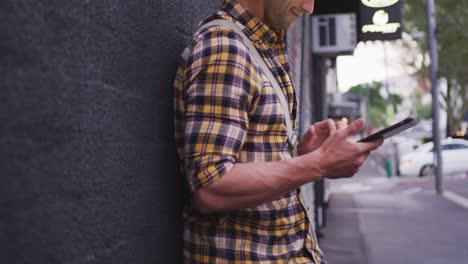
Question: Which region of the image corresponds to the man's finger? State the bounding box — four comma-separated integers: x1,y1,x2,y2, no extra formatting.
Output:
360,137,384,152
336,120,348,130
369,137,384,150
314,119,336,135
307,125,315,138
326,119,336,135
300,126,314,142
342,118,365,137
334,121,342,130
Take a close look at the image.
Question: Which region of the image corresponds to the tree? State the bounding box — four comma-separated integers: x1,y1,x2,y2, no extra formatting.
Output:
403,0,468,136
417,104,432,119
347,81,403,128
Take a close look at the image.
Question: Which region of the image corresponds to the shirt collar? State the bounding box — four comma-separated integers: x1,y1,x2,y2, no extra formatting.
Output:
221,0,284,50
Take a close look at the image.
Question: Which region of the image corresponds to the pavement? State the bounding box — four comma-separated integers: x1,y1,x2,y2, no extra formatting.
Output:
318,156,468,264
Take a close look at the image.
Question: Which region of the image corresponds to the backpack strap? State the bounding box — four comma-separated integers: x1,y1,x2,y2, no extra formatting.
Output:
198,20,298,156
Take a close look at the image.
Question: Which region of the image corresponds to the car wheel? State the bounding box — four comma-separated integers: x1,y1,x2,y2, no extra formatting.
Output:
419,164,435,177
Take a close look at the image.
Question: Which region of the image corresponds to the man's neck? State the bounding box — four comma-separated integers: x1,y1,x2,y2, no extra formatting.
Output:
236,0,265,21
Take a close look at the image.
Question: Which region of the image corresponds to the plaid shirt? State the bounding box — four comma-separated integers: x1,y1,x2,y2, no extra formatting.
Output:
174,0,325,263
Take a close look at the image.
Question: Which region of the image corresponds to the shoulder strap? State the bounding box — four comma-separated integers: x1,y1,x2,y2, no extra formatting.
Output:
198,19,298,155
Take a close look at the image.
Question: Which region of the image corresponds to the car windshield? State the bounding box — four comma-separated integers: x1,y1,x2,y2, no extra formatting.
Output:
416,142,434,152
414,139,468,152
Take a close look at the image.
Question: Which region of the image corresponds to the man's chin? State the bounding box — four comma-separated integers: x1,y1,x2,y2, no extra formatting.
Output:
289,20,297,28
272,22,294,31
282,21,296,30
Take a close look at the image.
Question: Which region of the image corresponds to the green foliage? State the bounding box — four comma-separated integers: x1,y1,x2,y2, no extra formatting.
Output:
348,82,385,111
389,94,403,113
368,107,388,128
347,81,403,128
403,0,468,134
417,104,432,119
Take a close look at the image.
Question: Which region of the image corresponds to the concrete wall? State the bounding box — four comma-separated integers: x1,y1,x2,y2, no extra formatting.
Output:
0,1,219,263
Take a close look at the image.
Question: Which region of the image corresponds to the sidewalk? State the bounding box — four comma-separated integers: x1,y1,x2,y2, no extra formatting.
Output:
319,164,468,264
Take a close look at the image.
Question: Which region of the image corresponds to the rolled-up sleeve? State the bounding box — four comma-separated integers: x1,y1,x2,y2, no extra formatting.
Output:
182,28,257,192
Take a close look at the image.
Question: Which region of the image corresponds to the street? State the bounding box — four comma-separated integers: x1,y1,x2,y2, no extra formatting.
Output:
319,156,468,264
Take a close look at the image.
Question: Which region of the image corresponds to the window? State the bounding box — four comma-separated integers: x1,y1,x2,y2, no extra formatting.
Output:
449,144,468,150
441,144,452,151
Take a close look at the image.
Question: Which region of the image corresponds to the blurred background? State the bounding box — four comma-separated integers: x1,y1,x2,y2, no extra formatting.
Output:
310,1,468,263
1,0,467,263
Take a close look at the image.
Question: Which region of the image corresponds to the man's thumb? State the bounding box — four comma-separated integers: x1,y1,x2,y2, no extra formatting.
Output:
344,118,365,136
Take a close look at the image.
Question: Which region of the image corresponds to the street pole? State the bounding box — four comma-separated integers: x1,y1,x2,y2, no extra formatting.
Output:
383,41,396,177
426,0,443,194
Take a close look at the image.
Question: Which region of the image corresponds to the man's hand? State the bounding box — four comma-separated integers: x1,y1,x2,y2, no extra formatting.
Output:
191,118,383,213
306,118,383,179
297,119,339,155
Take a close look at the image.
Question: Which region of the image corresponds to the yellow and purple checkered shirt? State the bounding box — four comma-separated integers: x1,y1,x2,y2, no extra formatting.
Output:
174,0,325,263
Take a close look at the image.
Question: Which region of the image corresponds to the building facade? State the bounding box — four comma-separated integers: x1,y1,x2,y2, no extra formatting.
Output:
0,0,366,262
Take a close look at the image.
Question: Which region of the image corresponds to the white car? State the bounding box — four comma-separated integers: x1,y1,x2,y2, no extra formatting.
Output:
399,138,468,177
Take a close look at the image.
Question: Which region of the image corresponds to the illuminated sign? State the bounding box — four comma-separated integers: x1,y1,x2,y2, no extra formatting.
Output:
361,0,399,8
359,0,402,41
362,10,401,34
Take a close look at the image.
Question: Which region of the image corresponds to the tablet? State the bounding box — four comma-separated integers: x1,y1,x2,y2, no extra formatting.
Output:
358,117,419,143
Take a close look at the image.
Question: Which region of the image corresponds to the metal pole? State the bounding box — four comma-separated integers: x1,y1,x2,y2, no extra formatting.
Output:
299,15,309,136
383,41,396,177
426,0,443,194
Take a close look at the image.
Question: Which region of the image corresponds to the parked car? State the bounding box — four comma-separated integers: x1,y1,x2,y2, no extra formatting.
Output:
399,138,468,177
394,137,421,176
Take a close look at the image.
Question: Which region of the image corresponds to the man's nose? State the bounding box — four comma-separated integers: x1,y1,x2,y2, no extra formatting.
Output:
301,0,315,14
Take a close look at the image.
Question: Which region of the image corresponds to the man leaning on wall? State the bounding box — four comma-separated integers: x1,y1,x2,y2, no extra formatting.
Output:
174,0,383,263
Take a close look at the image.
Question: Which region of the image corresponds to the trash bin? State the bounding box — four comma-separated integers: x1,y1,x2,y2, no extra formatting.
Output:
385,159,392,178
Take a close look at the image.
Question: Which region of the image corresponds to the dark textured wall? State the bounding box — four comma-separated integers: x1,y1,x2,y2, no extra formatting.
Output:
0,1,219,263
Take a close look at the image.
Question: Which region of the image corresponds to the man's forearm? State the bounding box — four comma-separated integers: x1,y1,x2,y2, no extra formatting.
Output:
192,152,323,214
192,119,383,214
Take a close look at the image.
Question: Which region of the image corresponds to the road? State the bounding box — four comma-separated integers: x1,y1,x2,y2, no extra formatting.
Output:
319,156,468,264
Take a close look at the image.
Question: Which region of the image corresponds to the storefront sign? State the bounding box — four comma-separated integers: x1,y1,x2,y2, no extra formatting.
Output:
359,0,402,41
361,0,399,8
